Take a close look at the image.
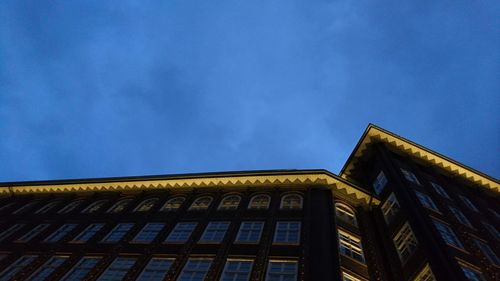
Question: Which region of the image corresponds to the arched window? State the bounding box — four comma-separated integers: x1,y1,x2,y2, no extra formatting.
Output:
160,197,185,212
81,200,108,214
134,198,159,212
248,194,271,210
189,196,213,211
335,202,357,226
107,199,133,213
280,194,303,210
58,200,84,214
12,201,39,214
35,201,60,214
218,195,241,210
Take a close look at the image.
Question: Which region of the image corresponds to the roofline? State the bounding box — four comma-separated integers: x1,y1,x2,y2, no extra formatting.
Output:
340,124,499,192
0,169,379,205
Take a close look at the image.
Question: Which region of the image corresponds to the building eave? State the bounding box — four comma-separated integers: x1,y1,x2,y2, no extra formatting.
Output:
0,170,379,205
340,124,500,193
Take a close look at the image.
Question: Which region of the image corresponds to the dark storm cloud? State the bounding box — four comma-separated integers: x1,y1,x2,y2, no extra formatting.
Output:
0,0,498,181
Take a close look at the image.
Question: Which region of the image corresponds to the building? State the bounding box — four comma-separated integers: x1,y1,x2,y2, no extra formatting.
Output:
0,124,497,281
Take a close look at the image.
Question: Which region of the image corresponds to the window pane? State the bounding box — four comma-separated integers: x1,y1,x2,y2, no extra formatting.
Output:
101,223,134,243
200,222,229,243
235,222,264,243
27,256,67,281
132,223,165,243
265,261,297,281
137,258,173,281
273,222,301,244
61,257,101,281
0,255,38,281
165,223,197,243
177,259,212,281
97,257,136,281
220,260,253,281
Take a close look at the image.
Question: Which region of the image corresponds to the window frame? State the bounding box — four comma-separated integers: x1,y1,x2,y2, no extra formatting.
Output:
133,198,159,212
199,222,230,244
264,260,298,281
273,221,301,245
372,171,388,195
71,223,105,243
27,256,68,281
338,229,365,264
335,202,358,226
164,222,198,243
189,196,213,211
432,219,464,250
131,223,165,243
248,194,271,210
137,257,174,281
97,256,137,281
177,258,213,281
160,196,185,212
15,224,50,243
393,222,418,264
81,200,108,214
218,195,241,211
220,259,254,281
106,198,133,213
101,223,134,243
44,224,77,243
60,256,102,281
279,194,303,210
235,221,264,244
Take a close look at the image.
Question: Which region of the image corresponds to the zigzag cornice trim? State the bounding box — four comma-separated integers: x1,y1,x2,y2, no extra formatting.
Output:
0,173,378,205
341,126,499,193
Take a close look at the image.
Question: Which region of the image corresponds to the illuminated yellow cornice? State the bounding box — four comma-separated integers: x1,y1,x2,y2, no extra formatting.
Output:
341,124,499,193
0,170,379,205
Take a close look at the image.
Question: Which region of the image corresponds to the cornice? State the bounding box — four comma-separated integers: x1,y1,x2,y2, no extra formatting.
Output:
341,124,499,193
0,171,379,205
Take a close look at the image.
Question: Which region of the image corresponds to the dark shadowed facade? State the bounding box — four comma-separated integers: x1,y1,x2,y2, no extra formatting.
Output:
0,125,497,281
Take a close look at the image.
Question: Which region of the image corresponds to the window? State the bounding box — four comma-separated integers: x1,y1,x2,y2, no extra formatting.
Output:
165,222,197,243
235,222,264,243
400,168,421,185
449,207,472,227
335,203,357,226
16,224,50,242
97,257,136,281
0,255,38,281
393,222,418,263
248,194,270,210
459,195,479,212
0,202,16,212
107,199,132,213
160,197,185,212
58,200,84,214
482,222,500,240
189,196,213,211
35,201,59,214
459,263,485,281
45,224,77,242
342,271,362,281
0,224,25,242
72,223,105,243
134,198,159,212
414,191,439,212
338,230,365,263
489,208,500,220
273,221,301,244
220,259,253,281
473,239,499,265
265,260,297,281
61,257,101,281
177,259,212,281
381,193,400,224
132,223,165,243
372,171,388,194
28,256,67,281
200,222,229,243
412,264,436,281
101,223,134,243
430,182,450,199
280,194,302,210
433,220,463,249
12,201,38,214
218,195,241,210
137,258,173,281
81,200,108,214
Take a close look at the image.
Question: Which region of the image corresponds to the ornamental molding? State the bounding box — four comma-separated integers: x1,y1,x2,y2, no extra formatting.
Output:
0,172,378,205
341,125,499,193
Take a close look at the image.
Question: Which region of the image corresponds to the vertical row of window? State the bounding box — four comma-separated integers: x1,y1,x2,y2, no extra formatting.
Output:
0,255,298,281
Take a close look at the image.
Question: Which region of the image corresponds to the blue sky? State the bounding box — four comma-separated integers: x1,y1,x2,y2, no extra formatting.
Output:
0,1,498,182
